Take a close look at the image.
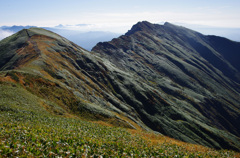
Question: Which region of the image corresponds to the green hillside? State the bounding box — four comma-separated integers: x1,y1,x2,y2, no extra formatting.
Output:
0,81,239,157
1,23,240,157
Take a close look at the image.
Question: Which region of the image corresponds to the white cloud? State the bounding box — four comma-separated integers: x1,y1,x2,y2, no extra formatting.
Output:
1,10,240,34
58,11,240,32
0,29,14,40
36,10,238,35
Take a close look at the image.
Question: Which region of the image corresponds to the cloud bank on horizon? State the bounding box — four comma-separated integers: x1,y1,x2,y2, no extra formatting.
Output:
1,0,240,42
0,0,240,32
0,29,14,40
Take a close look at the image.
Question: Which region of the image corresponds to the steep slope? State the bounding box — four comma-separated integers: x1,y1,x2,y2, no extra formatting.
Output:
0,28,149,130
92,21,240,150
1,25,240,151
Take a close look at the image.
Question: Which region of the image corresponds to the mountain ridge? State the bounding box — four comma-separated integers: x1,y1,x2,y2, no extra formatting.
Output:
92,21,240,150
1,22,240,151
0,27,150,130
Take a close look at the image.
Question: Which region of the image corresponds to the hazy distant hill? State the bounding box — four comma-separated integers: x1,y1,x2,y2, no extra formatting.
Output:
48,29,120,51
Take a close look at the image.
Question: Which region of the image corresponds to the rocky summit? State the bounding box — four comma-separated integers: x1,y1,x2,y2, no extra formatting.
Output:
1,21,240,152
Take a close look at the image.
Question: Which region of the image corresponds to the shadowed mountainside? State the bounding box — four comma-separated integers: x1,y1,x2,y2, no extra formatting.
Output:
92,21,240,150
0,22,240,151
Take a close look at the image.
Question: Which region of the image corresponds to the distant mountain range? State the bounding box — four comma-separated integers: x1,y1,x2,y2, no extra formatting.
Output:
0,21,240,151
1,23,240,51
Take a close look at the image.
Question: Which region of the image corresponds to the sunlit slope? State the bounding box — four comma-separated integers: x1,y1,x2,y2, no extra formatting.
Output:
0,28,147,129
0,84,239,157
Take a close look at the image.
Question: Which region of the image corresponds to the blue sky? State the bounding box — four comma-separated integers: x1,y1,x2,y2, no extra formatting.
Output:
0,0,240,32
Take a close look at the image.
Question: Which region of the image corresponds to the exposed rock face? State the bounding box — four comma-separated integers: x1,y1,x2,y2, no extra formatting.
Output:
92,21,240,150
1,22,240,151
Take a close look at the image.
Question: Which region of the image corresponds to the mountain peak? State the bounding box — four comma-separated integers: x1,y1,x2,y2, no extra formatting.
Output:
125,21,156,35
92,21,240,151
0,27,84,71
163,22,194,32
25,27,67,41
163,22,176,27
3,27,63,42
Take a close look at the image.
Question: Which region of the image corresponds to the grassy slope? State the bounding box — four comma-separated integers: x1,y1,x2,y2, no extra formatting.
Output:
1,27,240,157
0,80,239,157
